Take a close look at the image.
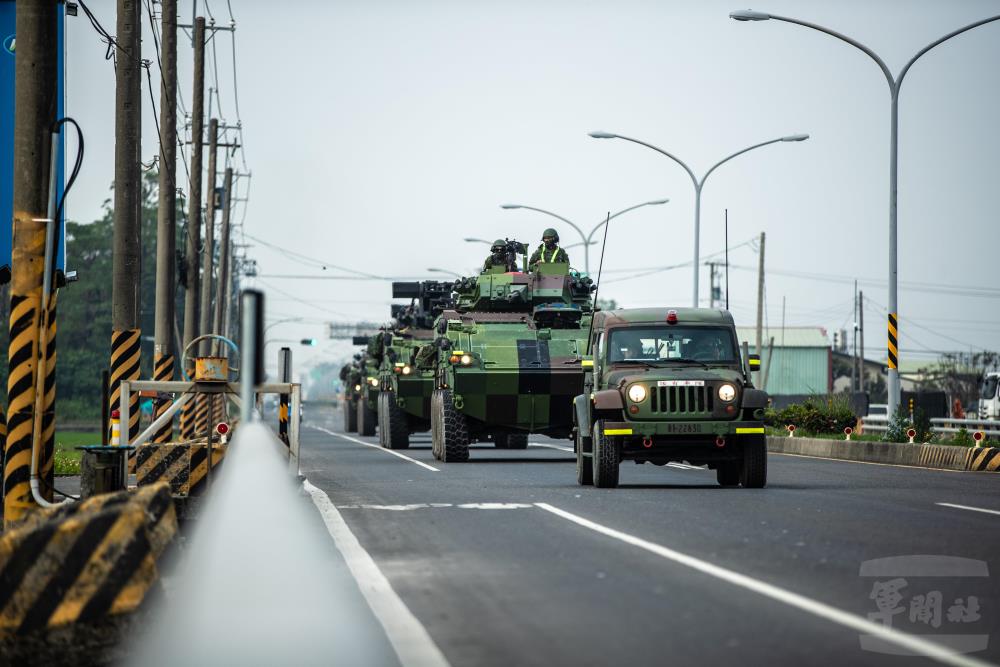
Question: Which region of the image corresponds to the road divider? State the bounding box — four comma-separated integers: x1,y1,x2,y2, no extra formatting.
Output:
768,436,999,473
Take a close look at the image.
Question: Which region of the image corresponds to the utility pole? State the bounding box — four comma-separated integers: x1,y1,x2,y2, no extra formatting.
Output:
153,0,177,443
859,290,866,394
110,0,143,446
755,232,766,361
851,281,858,392
4,0,58,524
181,17,205,439
199,118,218,354
213,167,233,345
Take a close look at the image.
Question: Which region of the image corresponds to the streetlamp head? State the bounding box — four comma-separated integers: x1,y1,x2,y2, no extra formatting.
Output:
781,133,810,142
588,131,618,139
646,198,670,205
729,9,771,21
500,204,522,210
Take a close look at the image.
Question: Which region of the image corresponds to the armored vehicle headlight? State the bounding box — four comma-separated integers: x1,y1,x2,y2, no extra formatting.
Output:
460,354,473,366
402,365,412,375
354,384,361,391
718,384,736,402
627,384,647,403
369,377,379,387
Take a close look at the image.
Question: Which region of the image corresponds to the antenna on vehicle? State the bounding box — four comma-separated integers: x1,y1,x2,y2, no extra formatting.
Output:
586,211,612,354
725,208,730,311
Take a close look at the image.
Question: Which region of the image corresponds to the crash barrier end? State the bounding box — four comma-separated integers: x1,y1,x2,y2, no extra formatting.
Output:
135,440,227,497
0,482,178,639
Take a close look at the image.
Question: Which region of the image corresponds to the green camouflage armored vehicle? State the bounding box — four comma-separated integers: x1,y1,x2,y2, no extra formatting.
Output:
429,240,596,461
573,307,768,488
377,281,453,449
339,353,364,432
355,336,381,437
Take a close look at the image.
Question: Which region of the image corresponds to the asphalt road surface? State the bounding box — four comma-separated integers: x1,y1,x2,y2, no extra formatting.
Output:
297,403,1000,667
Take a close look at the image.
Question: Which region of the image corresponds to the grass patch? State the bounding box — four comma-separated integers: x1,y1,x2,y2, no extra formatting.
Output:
54,430,102,475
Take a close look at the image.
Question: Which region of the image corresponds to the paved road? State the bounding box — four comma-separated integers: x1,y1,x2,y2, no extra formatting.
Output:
298,404,1000,667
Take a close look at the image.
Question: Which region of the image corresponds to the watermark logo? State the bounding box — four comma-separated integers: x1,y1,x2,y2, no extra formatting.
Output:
2,34,14,56
860,555,989,655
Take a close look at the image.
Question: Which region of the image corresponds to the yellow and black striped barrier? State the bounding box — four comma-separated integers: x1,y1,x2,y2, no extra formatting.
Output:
967,447,1000,472
38,292,57,500
136,441,226,496
887,312,898,370
109,329,141,442
4,293,41,525
151,352,174,443
0,482,177,636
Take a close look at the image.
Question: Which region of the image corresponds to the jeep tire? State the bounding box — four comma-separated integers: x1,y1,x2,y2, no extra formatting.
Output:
592,420,620,488
576,425,593,486
740,435,767,488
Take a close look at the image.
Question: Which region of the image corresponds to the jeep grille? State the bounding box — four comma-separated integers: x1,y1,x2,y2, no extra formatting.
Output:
650,384,714,416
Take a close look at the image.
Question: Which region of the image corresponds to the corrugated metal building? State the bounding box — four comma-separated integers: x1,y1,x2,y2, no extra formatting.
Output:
735,327,831,396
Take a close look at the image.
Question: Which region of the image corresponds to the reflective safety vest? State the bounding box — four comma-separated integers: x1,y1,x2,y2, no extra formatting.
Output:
536,244,562,263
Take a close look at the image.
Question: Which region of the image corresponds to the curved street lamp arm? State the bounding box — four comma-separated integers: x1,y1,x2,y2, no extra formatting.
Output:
603,134,699,189
767,14,894,89
504,205,588,245
897,15,1000,87
587,201,665,243
701,137,784,185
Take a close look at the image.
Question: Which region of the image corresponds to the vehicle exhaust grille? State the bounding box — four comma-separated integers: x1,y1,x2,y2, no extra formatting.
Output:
649,385,714,416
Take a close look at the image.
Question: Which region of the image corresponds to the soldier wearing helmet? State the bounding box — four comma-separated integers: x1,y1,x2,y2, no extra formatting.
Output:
529,228,569,271
482,239,510,272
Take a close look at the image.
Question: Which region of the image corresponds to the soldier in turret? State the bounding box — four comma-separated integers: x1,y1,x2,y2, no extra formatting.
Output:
528,228,569,271
482,239,510,272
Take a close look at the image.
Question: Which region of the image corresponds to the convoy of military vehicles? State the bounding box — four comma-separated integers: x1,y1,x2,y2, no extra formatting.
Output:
338,237,769,488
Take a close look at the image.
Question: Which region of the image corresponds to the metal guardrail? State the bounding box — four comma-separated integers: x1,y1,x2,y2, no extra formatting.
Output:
858,414,1000,438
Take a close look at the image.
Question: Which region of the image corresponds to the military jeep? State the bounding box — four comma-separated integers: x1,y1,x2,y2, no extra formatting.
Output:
573,308,768,488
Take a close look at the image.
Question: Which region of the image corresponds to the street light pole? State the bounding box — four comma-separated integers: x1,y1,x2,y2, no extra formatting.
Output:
730,8,1000,422
589,131,807,309
500,199,669,274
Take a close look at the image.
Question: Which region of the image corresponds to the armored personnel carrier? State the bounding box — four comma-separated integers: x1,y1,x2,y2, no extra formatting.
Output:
429,240,596,461
377,281,453,449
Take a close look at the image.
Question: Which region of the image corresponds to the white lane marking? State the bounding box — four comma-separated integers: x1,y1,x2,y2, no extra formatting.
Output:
534,502,992,667
937,502,1000,517
313,426,440,472
528,442,574,452
336,503,533,511
304,480,451,667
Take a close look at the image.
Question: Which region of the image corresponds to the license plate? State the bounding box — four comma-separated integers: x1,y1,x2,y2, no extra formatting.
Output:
664,423,702,434
657,380,705,387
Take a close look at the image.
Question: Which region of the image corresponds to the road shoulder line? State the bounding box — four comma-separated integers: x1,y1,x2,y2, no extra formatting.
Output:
936,502,1000,517
313,426,440,472
534,502,991,667
304,479,450,667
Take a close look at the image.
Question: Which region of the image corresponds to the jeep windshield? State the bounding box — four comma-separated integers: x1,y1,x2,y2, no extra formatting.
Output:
607,326,739,365
981,376,999,400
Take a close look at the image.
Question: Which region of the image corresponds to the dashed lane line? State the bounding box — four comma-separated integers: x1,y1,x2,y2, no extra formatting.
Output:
534,502,993,667
336,503,534,511
936,502,1000,517
304,480,450,667
312,426,441,472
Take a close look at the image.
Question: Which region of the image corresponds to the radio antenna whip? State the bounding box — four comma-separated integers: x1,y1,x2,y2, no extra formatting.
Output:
586,211,612,354
725,208,730,311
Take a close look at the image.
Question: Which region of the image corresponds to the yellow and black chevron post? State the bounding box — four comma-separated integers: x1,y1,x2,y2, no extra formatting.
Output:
887,313,898,371
194,394,210,442
5,293,42,526
0,482,178,636
151,352,174,443
109,329,141,446
38,292,57,500
967,447,1000,472
180,394,196,440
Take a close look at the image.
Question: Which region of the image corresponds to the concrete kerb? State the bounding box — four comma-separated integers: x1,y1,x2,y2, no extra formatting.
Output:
767,436,998,472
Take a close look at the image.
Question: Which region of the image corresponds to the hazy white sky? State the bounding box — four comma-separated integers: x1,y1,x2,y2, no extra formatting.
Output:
65,0,1000,372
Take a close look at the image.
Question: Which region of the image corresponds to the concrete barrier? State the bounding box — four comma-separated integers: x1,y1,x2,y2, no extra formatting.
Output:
767,436,997,472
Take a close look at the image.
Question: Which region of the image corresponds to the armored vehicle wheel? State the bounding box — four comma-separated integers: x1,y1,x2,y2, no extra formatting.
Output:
376,393,387,446
343,399,358,433
384,392,411,450
591,420,620,488
492,434,509,449
576,427,593,486
435,389,469,462
716,460,740,487
358,398,376,437
740,436,767,488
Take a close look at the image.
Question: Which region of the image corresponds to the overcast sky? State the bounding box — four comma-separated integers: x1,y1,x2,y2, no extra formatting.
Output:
65,0,1000,374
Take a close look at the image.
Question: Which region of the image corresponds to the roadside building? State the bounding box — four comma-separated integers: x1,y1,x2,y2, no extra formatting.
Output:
736,327,831,397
